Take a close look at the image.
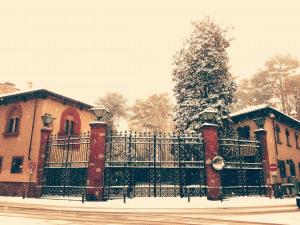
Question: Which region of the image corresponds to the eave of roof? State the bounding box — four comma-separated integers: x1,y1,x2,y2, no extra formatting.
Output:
230,104,300,130
0,89,93,110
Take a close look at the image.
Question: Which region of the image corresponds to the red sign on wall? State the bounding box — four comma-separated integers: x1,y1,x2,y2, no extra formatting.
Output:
269,163,277,171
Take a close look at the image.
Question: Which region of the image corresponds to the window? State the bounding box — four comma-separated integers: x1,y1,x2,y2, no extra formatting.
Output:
69,121,74,134
7,117,20,133
64,120,75,135
275,125,281,144
285,129,291,147
296,132,300,149
10,156,23,174
278,160,286,178
286,159,296,177
5,104,22,136
0,157,3,173
64,120,69,134
237,126,250,140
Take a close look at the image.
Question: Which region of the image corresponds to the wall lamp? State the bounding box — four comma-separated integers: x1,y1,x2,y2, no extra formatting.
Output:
41,113,55,127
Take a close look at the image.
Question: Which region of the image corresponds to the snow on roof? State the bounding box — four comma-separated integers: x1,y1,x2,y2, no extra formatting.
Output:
230,104,269,117
0,88,44,98
231,104,300,127
0,88,93,109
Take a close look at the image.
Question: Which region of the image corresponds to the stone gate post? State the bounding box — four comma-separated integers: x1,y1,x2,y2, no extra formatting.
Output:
34,127,52,198
86,121,107,201
255,128,272,197
201,123,221,200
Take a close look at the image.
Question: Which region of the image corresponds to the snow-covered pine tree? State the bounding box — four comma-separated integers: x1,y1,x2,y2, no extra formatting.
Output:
172,17,237,135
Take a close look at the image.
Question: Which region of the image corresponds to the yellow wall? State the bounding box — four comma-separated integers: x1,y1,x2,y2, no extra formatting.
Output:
0,97,95,183
0,99,42,183
235,117,300,183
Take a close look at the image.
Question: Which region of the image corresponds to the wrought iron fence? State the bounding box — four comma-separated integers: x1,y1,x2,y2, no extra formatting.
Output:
41,133,90,197
218,138,266,197
104,131,205,199
40,131,267,199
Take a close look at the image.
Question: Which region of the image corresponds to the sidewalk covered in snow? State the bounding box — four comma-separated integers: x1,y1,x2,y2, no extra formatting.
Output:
0,196,296,210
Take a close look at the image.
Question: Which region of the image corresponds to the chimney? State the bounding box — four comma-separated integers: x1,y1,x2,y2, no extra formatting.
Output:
27,81,33,89
0,82,20,94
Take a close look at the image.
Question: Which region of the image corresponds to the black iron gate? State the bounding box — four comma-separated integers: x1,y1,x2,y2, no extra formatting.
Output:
104,132,206,199
41,133,90,196
219,138,266,197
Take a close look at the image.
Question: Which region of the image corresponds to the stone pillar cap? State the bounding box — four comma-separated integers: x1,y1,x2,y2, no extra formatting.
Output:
41,127,52,132
200,122,219,128
89,121,107,125
254,128,267,133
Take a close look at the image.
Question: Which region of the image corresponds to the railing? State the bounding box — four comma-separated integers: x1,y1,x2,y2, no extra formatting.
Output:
219,138,262,168
218,138,266,196
104,131,206,199
105,131,204,167
44,133,90,168
41,133,90,197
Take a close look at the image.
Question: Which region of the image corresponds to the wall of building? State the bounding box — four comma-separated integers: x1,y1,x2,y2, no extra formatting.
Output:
265,118,300,184
234,117,300,184
41,97,95,135
0,97,95,193
0,99,42,184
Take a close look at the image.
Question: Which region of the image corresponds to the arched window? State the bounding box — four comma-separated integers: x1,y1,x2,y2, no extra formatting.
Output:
63,117,75,135
59,107,81,136
285,129,291,147
5,104,22,136
275,125,281,144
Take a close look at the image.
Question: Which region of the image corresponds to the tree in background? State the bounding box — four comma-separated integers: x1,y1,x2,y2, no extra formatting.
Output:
172,17,237,134
233,71,273,111
233,55,300,119
95,92,128,129
266,55,300,115
128,93,174,132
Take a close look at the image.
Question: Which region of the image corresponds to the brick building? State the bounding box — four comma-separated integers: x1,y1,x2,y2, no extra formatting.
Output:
0,89,95,196
231,104,300,195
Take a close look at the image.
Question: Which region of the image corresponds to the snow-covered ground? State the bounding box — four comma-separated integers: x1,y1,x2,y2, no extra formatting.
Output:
0,214,68,225
0,196,298,225
0,195,296,210
227,212,300,225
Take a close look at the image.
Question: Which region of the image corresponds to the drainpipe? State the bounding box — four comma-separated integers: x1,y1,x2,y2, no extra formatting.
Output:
28,99,38,160
270,113,282,197
270,113,279,158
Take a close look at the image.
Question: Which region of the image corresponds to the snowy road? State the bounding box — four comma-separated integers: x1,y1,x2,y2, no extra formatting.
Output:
0,202,299,225
0,207,289,225
0,197,299,225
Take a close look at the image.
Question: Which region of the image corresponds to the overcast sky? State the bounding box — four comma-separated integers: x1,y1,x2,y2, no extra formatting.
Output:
1,0,300,105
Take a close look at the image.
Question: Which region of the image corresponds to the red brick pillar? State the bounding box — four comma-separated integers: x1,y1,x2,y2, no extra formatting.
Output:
255,128,272,197
34,127,52,197
86,121,107,201
201,123,221,200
